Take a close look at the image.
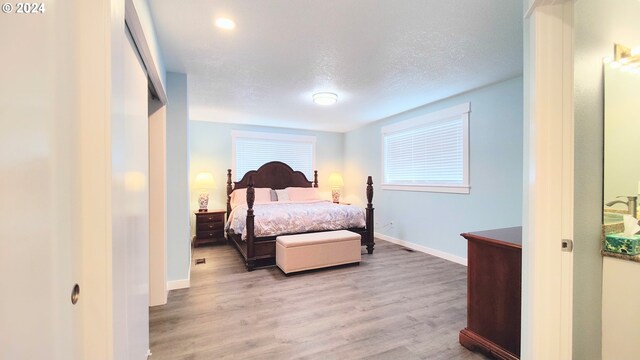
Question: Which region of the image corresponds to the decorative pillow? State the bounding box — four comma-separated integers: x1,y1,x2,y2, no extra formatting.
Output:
270,189,278,201
287,187,320,201
230,187,271,209
275,189,289,201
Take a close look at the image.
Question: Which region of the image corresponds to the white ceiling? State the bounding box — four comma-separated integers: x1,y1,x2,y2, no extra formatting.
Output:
149,0,523,132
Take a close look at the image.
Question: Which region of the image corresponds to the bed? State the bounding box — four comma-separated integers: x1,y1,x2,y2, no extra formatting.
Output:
225,161,375,271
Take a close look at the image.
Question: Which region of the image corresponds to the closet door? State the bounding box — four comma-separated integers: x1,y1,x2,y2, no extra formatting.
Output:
111,28,150,359
0,4,83,359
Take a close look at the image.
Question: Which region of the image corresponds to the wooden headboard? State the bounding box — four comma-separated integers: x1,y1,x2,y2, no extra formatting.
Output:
231,161,317,190
226,161,318,215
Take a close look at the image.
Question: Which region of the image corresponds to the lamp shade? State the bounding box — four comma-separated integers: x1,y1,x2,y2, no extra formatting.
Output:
194,172,216,190
328,173,344,188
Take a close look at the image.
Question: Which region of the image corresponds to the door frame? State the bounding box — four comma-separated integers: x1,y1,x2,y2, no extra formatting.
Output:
125,0,169,308
522,1,574,359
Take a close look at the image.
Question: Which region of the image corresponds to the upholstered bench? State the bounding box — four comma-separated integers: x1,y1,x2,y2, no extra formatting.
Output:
275,230,361,274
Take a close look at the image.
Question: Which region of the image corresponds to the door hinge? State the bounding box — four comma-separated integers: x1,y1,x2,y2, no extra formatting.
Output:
561,239,573,252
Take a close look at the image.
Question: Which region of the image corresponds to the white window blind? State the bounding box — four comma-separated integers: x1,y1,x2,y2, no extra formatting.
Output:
232,131,316,180
381,103,470,194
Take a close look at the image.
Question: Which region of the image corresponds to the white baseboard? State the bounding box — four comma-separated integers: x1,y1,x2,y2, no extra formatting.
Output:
374,232,467,266
167,278,190,291
167,235,193,292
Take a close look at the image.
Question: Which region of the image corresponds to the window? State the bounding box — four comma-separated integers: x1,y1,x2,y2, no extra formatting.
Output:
232,131,316,180
381,103,470,194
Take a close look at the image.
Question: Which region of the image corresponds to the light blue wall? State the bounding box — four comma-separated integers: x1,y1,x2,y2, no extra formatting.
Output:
343,77,523,260
189,78,523,261
166,72,191,282
189,122,344,234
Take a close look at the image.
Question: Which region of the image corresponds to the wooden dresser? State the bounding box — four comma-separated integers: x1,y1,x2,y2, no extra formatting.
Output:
460,226,522,360
194,210,226,247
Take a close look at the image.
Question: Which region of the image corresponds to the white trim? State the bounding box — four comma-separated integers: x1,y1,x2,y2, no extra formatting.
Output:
124,0,167,104
375,232,467,266
231,130,317,144
558,2,574,358
167,278,190,291
525,0,573,19
381,184,470,194
380,102,470,134
148,102,168,307
522,2,574,359
76,0,118,356
231,130,317,181
380,103,470,193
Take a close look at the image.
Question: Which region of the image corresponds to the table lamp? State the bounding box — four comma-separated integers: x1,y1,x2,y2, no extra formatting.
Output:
328,173,344,203
194,172,216,212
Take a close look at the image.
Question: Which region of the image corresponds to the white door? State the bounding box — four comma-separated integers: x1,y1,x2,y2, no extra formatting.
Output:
110,28,151,359
0,5,151,359
0,5,81,359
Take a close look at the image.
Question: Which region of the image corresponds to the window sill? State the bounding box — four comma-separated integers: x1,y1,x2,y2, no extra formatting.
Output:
381,184,470,194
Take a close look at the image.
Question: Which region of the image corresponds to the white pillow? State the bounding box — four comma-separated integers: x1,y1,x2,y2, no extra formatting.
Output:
230,188,271,209
275,189,289,201
287,187,320,201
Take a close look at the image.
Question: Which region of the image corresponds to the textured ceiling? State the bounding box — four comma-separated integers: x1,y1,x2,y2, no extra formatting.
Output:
149,0,523,132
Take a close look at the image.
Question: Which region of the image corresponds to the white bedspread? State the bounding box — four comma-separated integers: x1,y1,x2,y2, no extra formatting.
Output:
226,200,366,240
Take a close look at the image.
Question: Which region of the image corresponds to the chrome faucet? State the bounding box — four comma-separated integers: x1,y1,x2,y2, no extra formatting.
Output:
605,196,638,218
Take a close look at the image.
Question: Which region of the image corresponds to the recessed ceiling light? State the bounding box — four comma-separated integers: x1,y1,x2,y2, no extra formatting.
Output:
312,92,338,106
215,18,236,30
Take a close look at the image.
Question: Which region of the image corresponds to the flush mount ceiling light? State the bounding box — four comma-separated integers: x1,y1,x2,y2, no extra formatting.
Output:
312,92,338,106
215,17,236,30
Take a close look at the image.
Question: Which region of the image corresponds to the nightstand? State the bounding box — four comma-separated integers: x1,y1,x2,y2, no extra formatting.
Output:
194,210,226,247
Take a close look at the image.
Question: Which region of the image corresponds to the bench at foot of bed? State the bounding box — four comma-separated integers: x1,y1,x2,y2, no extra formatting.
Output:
275,230,361,274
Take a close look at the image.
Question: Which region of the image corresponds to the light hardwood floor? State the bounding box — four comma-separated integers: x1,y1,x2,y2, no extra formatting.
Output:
149,240,487,360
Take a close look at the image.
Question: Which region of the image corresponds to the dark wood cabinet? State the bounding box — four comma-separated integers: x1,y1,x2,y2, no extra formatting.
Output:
460,226,522,360
194,210,226,247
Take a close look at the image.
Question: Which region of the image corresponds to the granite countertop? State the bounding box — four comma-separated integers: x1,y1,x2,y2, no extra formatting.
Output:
602,222,640,263
604,208,630,214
